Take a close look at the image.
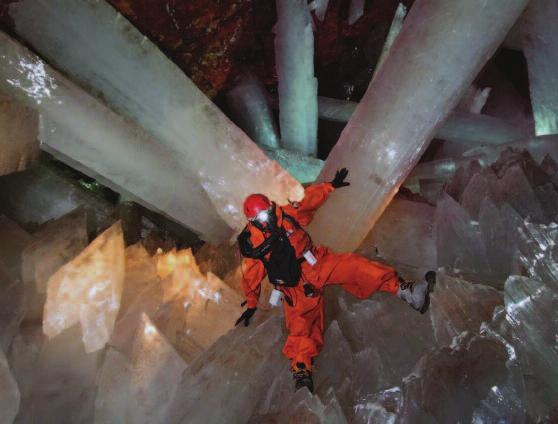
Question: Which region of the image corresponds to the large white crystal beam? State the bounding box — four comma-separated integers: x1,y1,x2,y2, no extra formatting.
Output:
0,32,231,243
226,72,280,150
436,111,530,146
9,0,303,233
319,97,529,146
0,94,39,176
406,135,558,185
308,0,530,252
372,3,407,79
275,0,319,156
522,0,558,136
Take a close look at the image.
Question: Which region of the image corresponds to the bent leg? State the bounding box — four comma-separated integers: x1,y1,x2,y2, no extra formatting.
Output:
320,252,400,298
281,288,324,369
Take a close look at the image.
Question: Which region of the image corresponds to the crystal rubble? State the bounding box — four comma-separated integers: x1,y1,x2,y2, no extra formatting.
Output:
522,0,558,136
399,332,510,423
406,135,558,187
434,193,492,281
112,248,243,363
43,221,125,353
0,347,19,424
429,274,503,348
226,71,280,150
356,198,437,270
372,2,407,80
275,0,319,156
308,0,530,252
9,0,304,234
0,32,231,244
29,324,101,424
502,221,558,413
335,292,435,392
0,95,38,177
21,209,89,323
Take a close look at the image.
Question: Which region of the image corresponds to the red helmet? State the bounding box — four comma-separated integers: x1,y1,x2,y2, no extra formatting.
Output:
243,194,271,219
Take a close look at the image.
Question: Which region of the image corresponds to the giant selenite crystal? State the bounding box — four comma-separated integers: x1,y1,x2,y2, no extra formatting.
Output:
318,97,530,148
275,0,318,156
43,221,125,352
226,71,280,150
308,0,530,252
9,0,304,235
0,32,231,243
0,95,38,176
522,0,558,136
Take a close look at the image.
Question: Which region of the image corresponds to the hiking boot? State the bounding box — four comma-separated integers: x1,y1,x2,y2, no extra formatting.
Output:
397,271,436,314
292,362,314,393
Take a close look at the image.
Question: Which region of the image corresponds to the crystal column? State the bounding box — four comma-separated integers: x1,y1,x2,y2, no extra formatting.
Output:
308,0,530,252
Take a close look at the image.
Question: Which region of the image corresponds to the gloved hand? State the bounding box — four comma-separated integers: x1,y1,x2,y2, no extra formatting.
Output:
330,168,350,188
235,307,257,327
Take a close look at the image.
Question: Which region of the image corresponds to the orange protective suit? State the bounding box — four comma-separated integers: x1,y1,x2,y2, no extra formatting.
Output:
241,182,400,370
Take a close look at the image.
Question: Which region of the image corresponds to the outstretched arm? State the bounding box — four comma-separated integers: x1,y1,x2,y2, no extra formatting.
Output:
283,168,350,226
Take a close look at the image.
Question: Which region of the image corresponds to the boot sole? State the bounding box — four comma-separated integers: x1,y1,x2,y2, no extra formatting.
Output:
419,271,436,314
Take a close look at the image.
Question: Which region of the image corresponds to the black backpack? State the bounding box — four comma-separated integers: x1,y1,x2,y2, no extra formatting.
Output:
237,213,304,287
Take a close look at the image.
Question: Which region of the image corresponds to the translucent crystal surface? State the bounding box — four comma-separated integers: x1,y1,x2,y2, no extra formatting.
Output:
373,3,407,79
226,72,280,150
31,325,101,423
522,0,558,136
21,209,88,323
0,32,231,243
0,161,115,233
275,0,318,156
357,198,437,269
308,0,529,251
0,347,19,424
0,95,38,176
430,274,503,347
262,146,323,184
9,0,304,234
7,325,43,423
43,221,125,353
97,314,188,424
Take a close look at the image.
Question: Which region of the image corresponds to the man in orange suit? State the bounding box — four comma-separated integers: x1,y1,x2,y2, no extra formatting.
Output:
235,168,435,393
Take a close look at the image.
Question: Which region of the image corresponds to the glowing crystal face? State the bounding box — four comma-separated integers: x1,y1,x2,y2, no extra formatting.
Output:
43,221,125,352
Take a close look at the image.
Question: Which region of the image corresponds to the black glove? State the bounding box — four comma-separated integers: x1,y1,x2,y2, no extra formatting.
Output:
331,168,350,188
235,307,257,327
